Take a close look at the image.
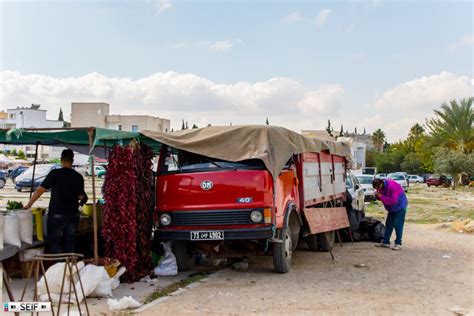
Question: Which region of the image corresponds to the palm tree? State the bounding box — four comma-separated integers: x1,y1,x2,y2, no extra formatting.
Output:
372,128,386,152
409,123,424,138
426,98,473,153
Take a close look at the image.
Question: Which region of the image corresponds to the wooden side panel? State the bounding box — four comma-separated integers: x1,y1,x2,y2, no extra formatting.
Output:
303,207,350,234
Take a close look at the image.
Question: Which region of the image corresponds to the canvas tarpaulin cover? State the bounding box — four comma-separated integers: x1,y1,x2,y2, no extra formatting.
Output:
142,125,352,179
0,128,162,158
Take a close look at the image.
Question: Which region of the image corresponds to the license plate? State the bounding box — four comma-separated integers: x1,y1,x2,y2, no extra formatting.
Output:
190,231,224,241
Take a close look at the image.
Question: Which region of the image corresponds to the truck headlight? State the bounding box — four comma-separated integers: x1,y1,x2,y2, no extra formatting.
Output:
160,213,172,226
250,210,263,223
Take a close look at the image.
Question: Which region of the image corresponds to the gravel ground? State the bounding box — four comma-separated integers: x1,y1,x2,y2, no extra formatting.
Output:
141,223,473,316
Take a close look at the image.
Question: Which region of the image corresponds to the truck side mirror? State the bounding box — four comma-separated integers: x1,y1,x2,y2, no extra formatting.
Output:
355,184,360,190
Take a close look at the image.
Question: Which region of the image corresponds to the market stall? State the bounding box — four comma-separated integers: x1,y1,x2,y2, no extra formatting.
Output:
0,127,161,267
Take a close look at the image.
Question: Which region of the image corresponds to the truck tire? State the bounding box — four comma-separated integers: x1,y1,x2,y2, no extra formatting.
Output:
305,234,318,251
317,231,335,252
171,241,195,271
273,224,292,274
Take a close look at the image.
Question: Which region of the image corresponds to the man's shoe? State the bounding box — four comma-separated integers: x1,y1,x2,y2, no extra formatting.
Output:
375,243,390,248
392,244,402,251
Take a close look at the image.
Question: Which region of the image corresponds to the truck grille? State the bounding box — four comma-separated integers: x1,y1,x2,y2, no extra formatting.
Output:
169,209,261,226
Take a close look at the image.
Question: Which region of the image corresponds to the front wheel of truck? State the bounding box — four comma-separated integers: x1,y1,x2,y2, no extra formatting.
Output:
273,224,292,274
172,241,196,271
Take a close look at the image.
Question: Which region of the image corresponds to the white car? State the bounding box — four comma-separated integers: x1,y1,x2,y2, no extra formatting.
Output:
375,173,387,180
388,173,409,192
346,174,365,211
407,175,424,183
355,175,376,201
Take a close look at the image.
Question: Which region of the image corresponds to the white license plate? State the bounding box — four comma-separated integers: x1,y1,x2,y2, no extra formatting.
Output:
190,231,224,241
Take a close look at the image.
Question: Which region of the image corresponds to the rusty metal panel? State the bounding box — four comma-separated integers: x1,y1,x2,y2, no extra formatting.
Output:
303,207,349,234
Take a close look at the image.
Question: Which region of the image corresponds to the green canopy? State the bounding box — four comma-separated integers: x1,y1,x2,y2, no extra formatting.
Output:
0,127,162,156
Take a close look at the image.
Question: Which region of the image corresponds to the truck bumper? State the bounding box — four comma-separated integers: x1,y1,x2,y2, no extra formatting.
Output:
155,226,274,241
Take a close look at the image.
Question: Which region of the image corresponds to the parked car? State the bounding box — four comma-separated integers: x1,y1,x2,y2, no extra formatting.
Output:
7,166,28,183
15,164,60,192
355,174,376,201
375,173,387,180
346,173,365,211
427,174,451,187
0,170,7,189
85,165,107,178
388,173,409,192
407,175,424,183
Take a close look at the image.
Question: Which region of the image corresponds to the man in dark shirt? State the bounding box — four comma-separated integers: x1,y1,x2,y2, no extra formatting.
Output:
25,149,87,253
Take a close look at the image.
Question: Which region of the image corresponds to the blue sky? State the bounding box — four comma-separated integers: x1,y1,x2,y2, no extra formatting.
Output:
1,0,473,140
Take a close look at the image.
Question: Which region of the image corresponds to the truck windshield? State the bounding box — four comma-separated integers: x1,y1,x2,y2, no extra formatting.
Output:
160,147,266,174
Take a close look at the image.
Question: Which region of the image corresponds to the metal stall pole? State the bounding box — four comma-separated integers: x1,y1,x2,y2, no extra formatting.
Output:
87,128,99,264
29,142,39,199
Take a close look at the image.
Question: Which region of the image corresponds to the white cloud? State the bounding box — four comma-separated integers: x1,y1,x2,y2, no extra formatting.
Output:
315,9,331,27
449,34,474,53
283,12,305,23
156,0,172,14
209,40,234,52
1,71,471,141
364,71,473,141
173,40,241,52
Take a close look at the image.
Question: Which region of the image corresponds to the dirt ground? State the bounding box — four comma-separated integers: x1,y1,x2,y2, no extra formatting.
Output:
141,223,473,316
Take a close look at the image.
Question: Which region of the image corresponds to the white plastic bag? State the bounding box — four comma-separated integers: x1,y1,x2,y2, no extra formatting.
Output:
89,267,113,298
17,210,33,244
107,296,142,310
19,248,44,262
3,213,21,248
153,242,178,276
37,262,85,295
0,214,4,251
40,264,103,304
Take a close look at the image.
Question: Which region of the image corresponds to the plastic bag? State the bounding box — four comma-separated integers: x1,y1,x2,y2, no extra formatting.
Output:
17,210,33,245
107,296,142,310
37,262,85,295
3,213,21,248
153,242,178,276
348,209,363,231
374,223,386,242
89,267,113,298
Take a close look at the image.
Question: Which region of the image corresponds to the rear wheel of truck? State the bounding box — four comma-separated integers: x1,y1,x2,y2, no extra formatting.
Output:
172,241,196,271
305,234,319,251
317,231,335,252
273,224,292,274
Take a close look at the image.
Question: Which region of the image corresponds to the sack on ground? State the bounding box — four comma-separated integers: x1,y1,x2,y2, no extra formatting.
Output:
107,296,142,310
89,267,113,298
154,242,178,276
37,262,85,295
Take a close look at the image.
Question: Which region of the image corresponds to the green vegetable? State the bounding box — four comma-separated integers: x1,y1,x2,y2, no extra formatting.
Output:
7,200,24,211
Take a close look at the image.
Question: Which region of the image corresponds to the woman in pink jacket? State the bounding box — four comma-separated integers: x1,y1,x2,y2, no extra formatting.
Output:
372,178,408,250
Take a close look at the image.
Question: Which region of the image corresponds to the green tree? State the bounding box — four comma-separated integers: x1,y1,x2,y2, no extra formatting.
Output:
433,148,474,189
185,121,189,129
340,124,344,137
400,152,423,174
192,124,198,129
17,150,26,160
372,129,386,152
265,117,270,125
326,120,334,136
11,149,17,156
181,119,185,130
366,150,376,167
58,108,64,121
426,98,473,153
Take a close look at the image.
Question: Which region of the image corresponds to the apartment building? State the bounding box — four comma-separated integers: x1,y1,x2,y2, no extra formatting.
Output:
71,102,170,133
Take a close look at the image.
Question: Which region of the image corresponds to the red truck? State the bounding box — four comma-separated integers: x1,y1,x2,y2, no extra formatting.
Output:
147,126,352,273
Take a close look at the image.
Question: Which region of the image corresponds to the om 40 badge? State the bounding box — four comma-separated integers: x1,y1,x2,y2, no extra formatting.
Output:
236,197,253,203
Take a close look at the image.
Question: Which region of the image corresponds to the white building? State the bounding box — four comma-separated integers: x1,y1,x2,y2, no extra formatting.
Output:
0,105,64,159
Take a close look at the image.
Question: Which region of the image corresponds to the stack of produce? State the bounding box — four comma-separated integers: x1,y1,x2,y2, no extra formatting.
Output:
102,144,154,282
134,145,154,279
102,145,138,282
